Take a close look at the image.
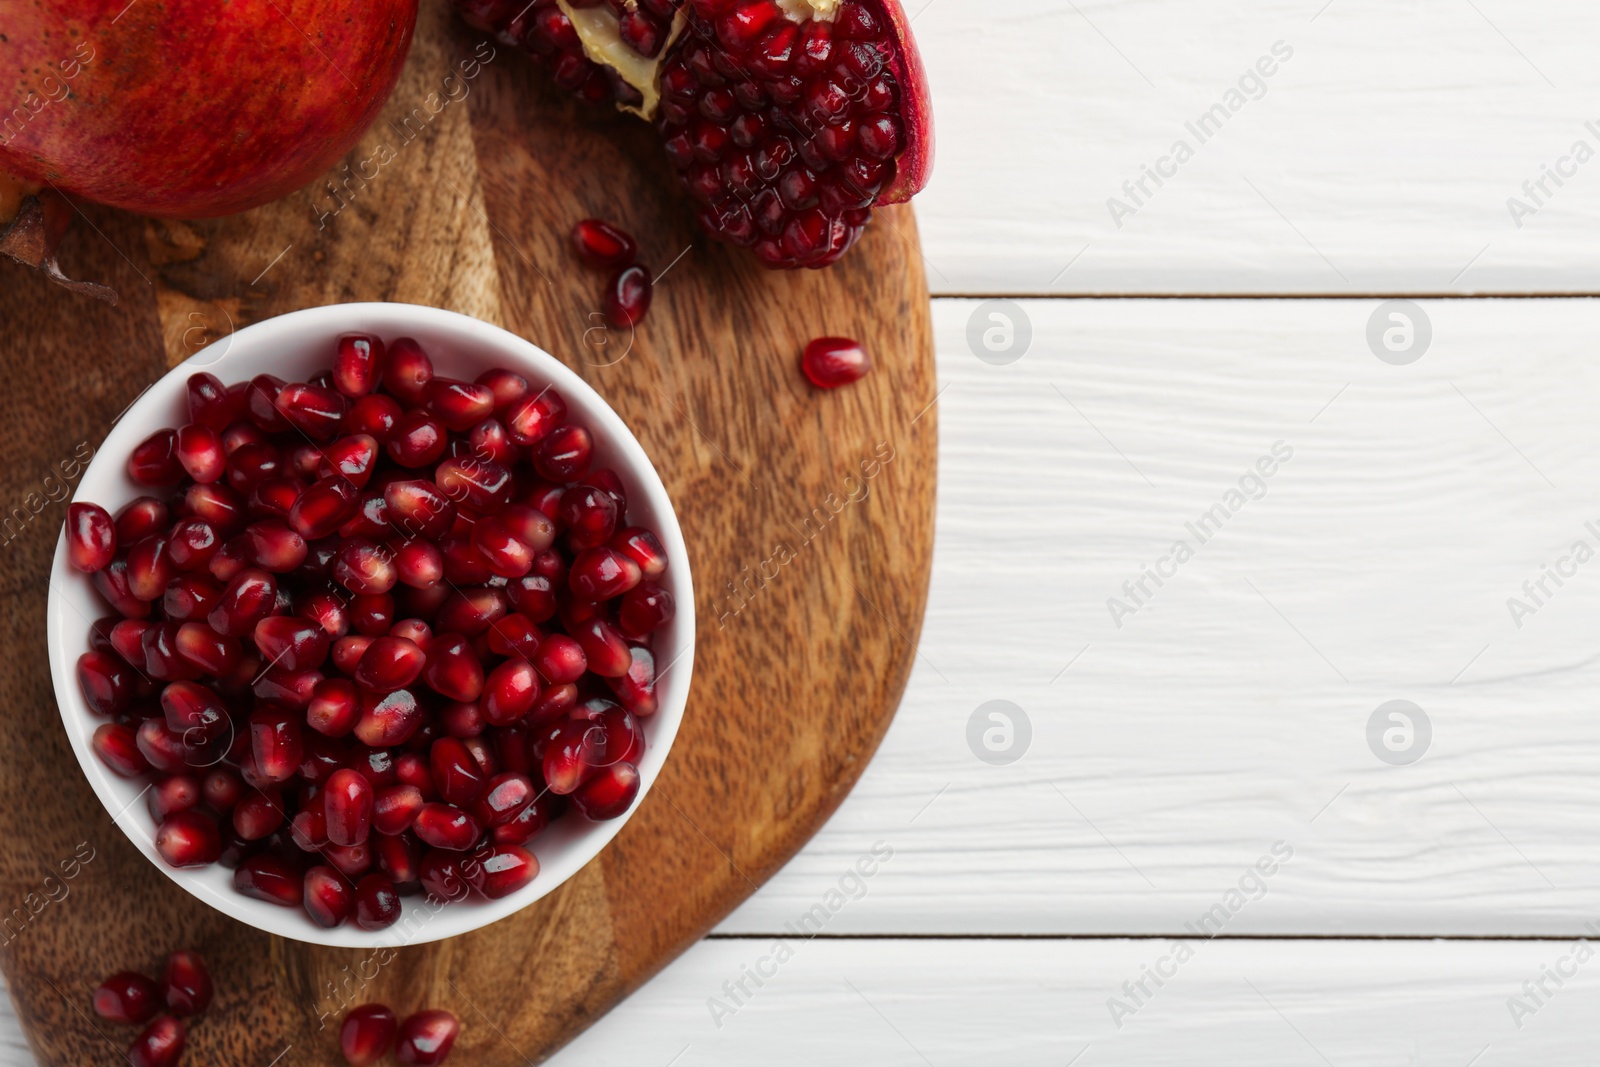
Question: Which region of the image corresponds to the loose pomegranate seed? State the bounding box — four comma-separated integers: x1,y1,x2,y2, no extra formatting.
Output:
396,1010,460,1066
350,593,397,636
558,485,617,550
234,853,304,906
335,335,387,397
382,338,434,405
249,708,305,783
341,1003,399,1066
353,687,424,747
128,429,184,486
78,651,135,715
532,424,593,483
422,635,485,703
148,774,202,822
128,1015,186,1067
573,761,641,820
394,541,445,590
504,388,567,447
597,704,646,764
290,474,361,539
802,336,871,388
166,518,220,572
66,503,116,572
384,479,456,541
413,803,482,851
94,723,151,777
327,841,374,878
246,375,291,432
188,483,247,536
604,264,653,329
475,367,530,415
356,636,427,691
162,950,212,1016
155,810,221,867
470,843,540,899
325,769,375,846
572,218,638,269
353,873,402,929
253,615,331,671
291,806,330,851
386,410,448,468
374,832,424,890
94,971,163,1025
305,865,356,928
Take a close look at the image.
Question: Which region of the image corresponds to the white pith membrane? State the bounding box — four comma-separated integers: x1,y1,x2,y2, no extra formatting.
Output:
554,0,839,119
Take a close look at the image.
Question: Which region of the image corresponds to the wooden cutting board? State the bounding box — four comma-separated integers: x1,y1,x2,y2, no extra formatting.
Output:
0,1,934,1063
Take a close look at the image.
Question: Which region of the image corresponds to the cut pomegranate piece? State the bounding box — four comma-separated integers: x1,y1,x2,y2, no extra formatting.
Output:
128,1015,186,1067
572,218,638,269
458,0,932,269
94,971,163,1025
66,502,116,572
802,336,871,387
161,950,212,1016
396,1009,460,1066
342,1003,399,1066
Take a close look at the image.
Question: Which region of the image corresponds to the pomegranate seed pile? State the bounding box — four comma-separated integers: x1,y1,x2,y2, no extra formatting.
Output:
92,950,211,1067
70,335,674,931
460,0,929,269
343,1004,460,1066
571,218,654,329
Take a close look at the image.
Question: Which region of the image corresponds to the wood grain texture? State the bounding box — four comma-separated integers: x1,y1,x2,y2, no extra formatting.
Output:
910,0,1600,295
721,297,1600,938
0,2,935,1063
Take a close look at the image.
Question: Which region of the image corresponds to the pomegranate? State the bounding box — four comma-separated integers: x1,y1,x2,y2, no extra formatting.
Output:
72,332,674,930
457,0,933,269
0,0,418,298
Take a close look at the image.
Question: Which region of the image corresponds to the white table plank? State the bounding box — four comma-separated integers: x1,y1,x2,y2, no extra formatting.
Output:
914,0,1600,294
719,295,1600,936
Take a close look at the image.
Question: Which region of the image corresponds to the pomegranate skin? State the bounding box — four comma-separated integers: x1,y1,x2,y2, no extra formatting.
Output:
0,0,418,219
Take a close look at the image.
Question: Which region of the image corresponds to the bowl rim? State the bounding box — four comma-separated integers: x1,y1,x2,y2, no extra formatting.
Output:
46,301,695,947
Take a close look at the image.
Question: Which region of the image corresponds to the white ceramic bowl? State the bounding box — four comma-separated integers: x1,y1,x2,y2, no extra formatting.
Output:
46,302,694,947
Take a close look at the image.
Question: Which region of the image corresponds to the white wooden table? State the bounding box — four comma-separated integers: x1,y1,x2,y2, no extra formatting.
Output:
14,1,1600,1061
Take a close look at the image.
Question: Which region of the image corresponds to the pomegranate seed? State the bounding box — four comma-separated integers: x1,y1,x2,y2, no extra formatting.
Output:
572,616,632,677
492,792,553,845
128,429,183,486
172,623,240,677
155,810,221,867
208,567,277,637
125,536,174,601
422,634,485,702
353,687,424,747
309,678,361,736
325,769,375,846
249,708,305,782
233,853,304,906
188,371,242,429
275,382,349,439
542,717,606,794
558,485,618,549
434,587,508,637
341,1003,399,1065
147,774,202,822
571,218,638,269
429,737,487,807
353,873,402,929
466,418,521,466
569,546,642,600
604,264,653,329
476,368,530,414
162,950,212,1016
231,788,285,840
507,573,558,623
374,832,424,888
355,636,427,691
254,615,330,671
435,455,514,513
304,865,356,928
801,336,871,388
504,388,566,447
335,335,387,397
350,593,397,636
618,580,675,637
94,723,151,777
333,635,374,674
486,613,544,659
573,761,641,820
533,633,587,685
532,424,593,483
94,971,163,1025
373,784,425,835
470,843,540,899
128,1015,186,1067
327,841,374,879
597,704,646,764
66,502,116,572
385,479,456,540
166,518,220,572
114,496,168,542
174,423,227,483
414,803,482,851
425,379,497,432
335,538,398,595
290,474,361,539
386,410,448,468
298,591,351,639
253,665,323,709
137,717,196,773
483,659,540,726
203,766,245,811
471,772,535,827
188,483,247,536
610,645,660,716
396,1010,460,1066
291,806,330,851
143,623,201,682
78,651,135,715
392,540,444,588
383,338,435,405
346,393,403,441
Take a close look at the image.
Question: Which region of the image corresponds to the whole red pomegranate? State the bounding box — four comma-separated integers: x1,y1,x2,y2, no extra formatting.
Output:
0,0,417,296
457,0,933,270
